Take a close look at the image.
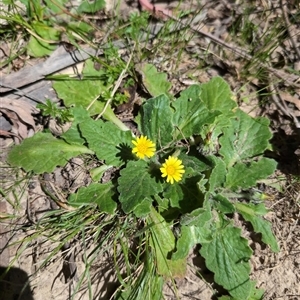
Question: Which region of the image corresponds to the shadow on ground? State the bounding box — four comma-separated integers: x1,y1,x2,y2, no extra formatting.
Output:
0,266,34,300
268,128,300,176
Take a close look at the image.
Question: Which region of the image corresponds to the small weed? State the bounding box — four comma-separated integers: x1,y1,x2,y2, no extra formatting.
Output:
37,99,73,124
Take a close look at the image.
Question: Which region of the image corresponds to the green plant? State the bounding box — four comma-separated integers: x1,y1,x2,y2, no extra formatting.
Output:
8,65,279,299
0,0,101,58
123,11,149,41
49,58,131,131
37,99,73,124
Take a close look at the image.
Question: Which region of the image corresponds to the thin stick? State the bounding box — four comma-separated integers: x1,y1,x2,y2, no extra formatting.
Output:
0,83,45,103
280,0,300,60
269,80,300,129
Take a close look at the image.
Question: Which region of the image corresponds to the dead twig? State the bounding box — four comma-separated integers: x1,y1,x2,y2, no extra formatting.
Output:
280,0,300,60
269,77,300,129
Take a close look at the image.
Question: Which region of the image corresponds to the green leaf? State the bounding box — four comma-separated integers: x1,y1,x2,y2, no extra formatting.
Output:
173,205,213,260
20,0,44,19
44,0,68,14
197,176,209,194
79,118,133,167
140,63,172,97
139,94,174,147
203,111,235,146
218,281,264,300
207,155,227,191
219,109,272,167
77,0,105,13
218,280,264,300
163,168,204,213
180,202,212,227
148,206,186,278
248,281,265,300
171,226,195,260
225,158,277,191
66,21,93,36
172,224,212,260
68,182,116,214
118,161,163,214
61,106,91,145
200,77,236,112
90,165,112,182
172,85,220,138
212,194,235,214
200,221,253,300
155,195,170,213
161,152,213,213
133,197,152,218
235,202,279,253
27,21,60,57
180,152,213,173
7,132,93,174
27,36,57,57
53,59,106,115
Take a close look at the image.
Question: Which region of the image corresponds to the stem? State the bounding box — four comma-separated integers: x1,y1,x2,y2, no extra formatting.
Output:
102,106,131,131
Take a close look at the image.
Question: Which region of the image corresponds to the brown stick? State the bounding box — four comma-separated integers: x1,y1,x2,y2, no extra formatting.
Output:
280,0,300,60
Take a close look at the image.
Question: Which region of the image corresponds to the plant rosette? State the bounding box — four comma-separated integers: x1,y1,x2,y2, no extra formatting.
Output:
8,70,278,299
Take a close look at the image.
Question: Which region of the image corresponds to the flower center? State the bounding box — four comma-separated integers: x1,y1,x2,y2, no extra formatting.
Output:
166,165,176,175
138,144,147,154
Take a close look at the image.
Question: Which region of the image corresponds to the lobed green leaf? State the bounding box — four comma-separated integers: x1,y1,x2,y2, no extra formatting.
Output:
225,158,277,191
173,203,213,260
79,118,133,167
235,202,280,252
139,94,174,147
200,221,253,299
219,110,272,167
118,161,163,214
172,85,220,138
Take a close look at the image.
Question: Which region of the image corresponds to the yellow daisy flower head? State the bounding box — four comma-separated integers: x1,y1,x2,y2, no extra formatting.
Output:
132,135,156,159
160,156,185,184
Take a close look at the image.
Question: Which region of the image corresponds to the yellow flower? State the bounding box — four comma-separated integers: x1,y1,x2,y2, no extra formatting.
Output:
160,156,185,184
132,135,156,159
